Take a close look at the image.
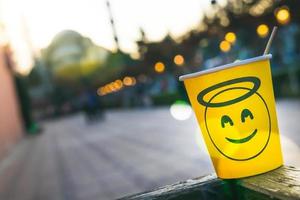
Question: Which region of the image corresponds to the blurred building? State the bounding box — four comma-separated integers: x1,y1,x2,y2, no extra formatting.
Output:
0,46,23,159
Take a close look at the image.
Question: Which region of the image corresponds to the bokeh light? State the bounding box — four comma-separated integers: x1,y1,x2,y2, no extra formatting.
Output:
275,7,290,25
105,85,112,93
108,83,117,92
154,62,165,73
256,24,269,38
219,40,231,52
112,82,121,90
170,100,192,121
98,77,136,96
225,32,236,44
123,76,136,86
123,76,133,86
130,77,137,86
115,80,123,89
173,54,184,66
97,87,106,96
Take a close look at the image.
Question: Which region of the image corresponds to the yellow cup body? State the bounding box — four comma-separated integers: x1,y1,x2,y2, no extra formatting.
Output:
181,55,283,179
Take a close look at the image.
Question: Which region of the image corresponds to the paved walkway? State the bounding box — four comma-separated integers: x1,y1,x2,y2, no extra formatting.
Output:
0,100,299,200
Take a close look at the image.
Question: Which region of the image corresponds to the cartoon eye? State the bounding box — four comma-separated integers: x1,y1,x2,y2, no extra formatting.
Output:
221,115,234,128
241,108,254,122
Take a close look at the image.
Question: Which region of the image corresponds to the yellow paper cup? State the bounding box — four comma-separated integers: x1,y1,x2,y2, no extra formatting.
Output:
179,55,283,179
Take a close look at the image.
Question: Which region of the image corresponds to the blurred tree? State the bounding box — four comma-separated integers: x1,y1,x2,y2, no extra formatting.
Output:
42,30,109,82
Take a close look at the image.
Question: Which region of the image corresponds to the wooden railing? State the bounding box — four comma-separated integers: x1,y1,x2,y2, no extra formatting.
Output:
120,166,300,200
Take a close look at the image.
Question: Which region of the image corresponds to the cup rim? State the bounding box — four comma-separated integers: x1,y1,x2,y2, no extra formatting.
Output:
179,54,272,81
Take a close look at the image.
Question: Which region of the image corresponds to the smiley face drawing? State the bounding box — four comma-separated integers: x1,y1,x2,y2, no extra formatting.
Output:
197,76,271,161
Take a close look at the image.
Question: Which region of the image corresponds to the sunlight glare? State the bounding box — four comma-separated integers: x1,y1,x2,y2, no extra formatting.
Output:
170,101,192,121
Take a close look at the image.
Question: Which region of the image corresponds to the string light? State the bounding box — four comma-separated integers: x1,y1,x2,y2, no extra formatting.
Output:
123,76,133,86
275,7,290,25
154,62,165,73
174,54,184,66
225,32,236,44
219,40,231,52
257,24,269,38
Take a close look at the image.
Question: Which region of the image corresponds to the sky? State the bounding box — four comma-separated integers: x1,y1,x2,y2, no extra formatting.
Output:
0,0,226,74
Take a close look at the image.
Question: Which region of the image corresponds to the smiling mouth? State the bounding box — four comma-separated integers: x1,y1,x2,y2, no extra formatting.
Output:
225,129,257,144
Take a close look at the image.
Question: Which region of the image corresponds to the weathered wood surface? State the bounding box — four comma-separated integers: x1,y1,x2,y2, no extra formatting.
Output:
240,166,300,200
121,166,300,200
120,174,228,200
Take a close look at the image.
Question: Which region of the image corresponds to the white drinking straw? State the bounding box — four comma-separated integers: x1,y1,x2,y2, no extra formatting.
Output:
263,26,278,55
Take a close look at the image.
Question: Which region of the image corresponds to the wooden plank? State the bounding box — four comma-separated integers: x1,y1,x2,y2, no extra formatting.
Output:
240,166,300,200
119,174,225,200
120,166,300,200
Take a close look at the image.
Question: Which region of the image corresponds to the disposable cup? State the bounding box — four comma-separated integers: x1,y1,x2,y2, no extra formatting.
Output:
179,54,283,179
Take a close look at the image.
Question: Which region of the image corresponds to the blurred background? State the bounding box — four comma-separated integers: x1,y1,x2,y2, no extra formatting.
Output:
0,0,300,199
